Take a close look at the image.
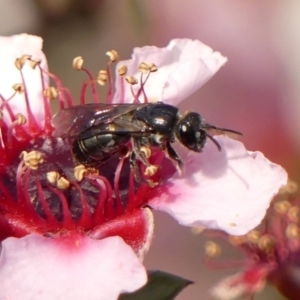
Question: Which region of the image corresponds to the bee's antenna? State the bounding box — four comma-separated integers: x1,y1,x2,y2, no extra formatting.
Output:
206,133,222,151
204,124,243,136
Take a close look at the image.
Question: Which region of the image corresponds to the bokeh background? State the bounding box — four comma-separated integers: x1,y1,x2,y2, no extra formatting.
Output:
2,0,300,299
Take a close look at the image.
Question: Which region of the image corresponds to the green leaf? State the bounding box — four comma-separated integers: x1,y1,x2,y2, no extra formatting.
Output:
119,270,193,300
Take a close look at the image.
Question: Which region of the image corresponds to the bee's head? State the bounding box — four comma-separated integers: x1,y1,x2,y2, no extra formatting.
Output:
176,112,230,152
176,112,208,152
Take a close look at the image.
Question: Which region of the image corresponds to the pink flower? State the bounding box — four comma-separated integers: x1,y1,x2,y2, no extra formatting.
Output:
0,35,288,299
112,38,287,235
208,181,300,300
0,34,152,300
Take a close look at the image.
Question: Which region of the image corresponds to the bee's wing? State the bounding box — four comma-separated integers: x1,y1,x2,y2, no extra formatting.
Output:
52,103,148,138
76,115,154,139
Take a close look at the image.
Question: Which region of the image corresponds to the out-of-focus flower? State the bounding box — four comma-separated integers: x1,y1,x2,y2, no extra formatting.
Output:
208,180,300,300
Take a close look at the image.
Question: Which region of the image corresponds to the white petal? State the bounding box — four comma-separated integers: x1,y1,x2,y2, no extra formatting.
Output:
150,136,287,235
0,34,48,125
0,234,147,300
113,38,226,105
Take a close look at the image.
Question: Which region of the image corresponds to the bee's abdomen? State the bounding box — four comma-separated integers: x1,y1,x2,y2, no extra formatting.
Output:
72,133,130,166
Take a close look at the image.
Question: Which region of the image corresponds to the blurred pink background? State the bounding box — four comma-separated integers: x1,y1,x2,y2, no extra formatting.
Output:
2,1,300,299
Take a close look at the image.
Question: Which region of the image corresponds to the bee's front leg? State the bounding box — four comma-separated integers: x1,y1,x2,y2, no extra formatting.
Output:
165,142,184,176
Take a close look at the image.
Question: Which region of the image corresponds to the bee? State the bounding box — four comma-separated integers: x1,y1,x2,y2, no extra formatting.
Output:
52,102,241,182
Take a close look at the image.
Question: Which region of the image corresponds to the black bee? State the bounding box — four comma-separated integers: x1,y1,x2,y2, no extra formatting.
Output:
52,102,241,182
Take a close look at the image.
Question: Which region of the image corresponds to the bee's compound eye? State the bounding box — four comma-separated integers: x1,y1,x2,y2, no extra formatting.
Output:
179,123,197,150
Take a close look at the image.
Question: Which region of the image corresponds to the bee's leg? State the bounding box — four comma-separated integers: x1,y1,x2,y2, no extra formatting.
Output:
131,138,159,187
166,142,184,175
129,150,142,183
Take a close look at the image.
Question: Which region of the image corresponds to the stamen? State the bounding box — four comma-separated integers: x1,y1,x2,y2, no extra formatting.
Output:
46,171,60,184
140,146,151,159
114,155,128,214
125,76,138,85
71,181,92,227
228,235,247,246
273,200,291,215
73,56,99,104
29,59,41,69
73,56,84,70
106,50,119,62
20,150,44,170
247,230,262,244
74,165,98,182
144,165,159,177
15,113,27,125
56,177,70,189
258,235,275,252
286,223,300,240
118,65,127,76
278,179,298,195
12,83,25,93
44,87,58,100
287,206,299,223
97,70,108,86
205,241,221,257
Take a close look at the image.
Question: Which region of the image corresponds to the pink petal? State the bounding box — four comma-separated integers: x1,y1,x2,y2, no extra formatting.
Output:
210,267,269,300
113,39,226,105
150,136,287,235
0,234,147,300
0,34,48,125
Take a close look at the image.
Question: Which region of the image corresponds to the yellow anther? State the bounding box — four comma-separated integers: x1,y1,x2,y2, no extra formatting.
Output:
12,83,25,93
74,165,99,181
139,62,150,73
74,165,87,181
278,179,298,195
288,206,299,223
44,87,58,100
30,59,41,69
140,146,151,159
97,70,108,86
149,63,158,72
57,177,70,189
106,50,119,62
205,241,221,257
247,230,262,244
191,226,205,235
0,110,3,120
258,235,275,252
47,171,60,184
125,76,138,85
73,56,84,71
139,62,158,73
286,223,300,240
144,165,159,177
228,235,247,246
273,200,291,215
20,55,32,63
20,151,44,170
118,65,127,76
15,113,26,125
15,58,23,70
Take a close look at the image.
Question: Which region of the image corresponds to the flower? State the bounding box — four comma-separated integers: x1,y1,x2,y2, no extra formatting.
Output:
0,34,288,299
0,34,152,300
112,38,287,235
208,180,300,300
